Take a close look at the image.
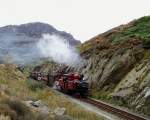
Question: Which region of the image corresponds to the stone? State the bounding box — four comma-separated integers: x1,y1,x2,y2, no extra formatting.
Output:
31,100,43,107
0,115,11,120
24,100,50,114
0,85,8,91
39,106,50,114
144,88,150,98
54,107,66,116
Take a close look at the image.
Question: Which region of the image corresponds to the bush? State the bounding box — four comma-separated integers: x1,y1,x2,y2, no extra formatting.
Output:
111,16,150,48
26,79,45,91
0,99,36,120
0,104,17,120
143,38,150,48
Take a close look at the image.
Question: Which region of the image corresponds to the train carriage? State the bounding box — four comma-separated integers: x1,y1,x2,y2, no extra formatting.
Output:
30,72,90,98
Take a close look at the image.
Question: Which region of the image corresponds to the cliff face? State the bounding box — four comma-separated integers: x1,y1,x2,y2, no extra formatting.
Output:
77,16,150,116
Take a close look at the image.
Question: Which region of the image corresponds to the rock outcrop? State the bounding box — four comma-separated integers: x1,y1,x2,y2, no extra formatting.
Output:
76,16,150,117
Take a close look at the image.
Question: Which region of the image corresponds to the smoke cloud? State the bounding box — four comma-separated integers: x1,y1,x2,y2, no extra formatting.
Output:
0,33,40,64
0,33,81,66
37,34,81,65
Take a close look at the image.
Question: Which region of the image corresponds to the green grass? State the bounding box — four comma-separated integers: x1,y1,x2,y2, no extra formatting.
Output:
0,99,32,120
0,64,104,120
142,99,150,116
0,98,52,120
79,16,150,54
26,79,45,91
79,41,93,54
111,16,150,47
144,49,150,59
91,89,128,107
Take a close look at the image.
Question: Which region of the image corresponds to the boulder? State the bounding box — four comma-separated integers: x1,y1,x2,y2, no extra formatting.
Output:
54,107,66,116
31,100,43,107
0,115,11,120
24,100,50,114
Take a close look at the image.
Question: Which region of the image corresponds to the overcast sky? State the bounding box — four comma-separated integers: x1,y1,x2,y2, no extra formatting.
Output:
0,0,150,42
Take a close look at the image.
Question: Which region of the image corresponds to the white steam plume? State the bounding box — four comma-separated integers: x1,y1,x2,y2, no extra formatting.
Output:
37,34,81,65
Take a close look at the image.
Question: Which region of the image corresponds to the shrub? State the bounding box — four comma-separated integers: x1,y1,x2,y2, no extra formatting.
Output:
111,16,150,48
26,79,45,91
0,99,36,120
143,38,150,48
0,104,17,120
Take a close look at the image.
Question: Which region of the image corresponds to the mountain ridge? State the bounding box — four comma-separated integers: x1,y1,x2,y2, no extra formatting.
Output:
0,22,81,46
0,22,81,64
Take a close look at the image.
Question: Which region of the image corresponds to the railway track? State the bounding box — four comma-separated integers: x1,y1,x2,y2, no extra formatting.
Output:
78,98,148,120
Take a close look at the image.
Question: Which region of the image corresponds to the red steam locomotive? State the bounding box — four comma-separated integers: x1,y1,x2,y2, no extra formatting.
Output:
30,72,89,97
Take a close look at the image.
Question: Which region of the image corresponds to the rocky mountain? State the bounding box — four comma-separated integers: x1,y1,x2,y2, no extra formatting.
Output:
0,22,80,46
75,16,150,117
0,22,80,64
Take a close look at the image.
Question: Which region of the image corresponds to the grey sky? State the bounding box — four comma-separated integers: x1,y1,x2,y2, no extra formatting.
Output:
0,0,150,42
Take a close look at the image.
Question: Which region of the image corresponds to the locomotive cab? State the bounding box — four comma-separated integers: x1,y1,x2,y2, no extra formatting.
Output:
55,73,90,97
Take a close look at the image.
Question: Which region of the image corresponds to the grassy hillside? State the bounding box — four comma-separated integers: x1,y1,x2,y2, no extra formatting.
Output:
80,16,150,54
111,16,150,46
0,64,103,120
